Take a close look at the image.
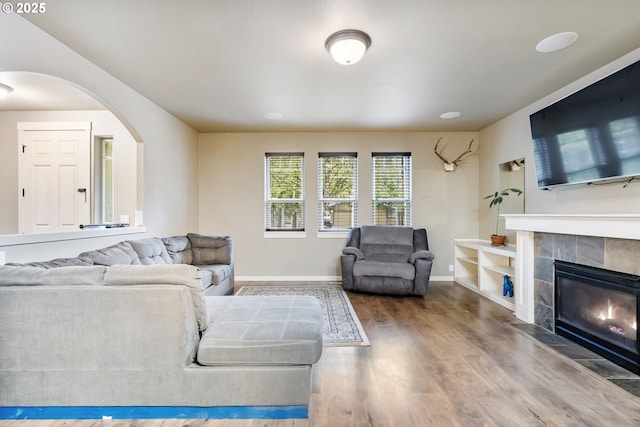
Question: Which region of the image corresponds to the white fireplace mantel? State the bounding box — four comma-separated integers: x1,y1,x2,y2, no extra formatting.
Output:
501,214,640,324
503,214,640,239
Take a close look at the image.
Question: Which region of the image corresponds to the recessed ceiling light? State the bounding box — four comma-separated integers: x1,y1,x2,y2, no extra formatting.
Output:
440,111,461,120
264,112,283,120
536,32,578,53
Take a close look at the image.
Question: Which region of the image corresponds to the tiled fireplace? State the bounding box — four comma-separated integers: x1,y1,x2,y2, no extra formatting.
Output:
532,232,640,330
504,215,640,324
505,215,640,372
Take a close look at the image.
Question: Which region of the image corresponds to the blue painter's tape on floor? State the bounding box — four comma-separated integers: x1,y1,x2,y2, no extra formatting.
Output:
0,405,308,420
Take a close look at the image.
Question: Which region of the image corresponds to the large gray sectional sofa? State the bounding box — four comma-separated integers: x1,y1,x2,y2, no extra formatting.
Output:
81,233,235,296
0,234,324,419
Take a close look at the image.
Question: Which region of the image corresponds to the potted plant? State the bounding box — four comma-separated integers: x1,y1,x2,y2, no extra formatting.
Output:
484,187,523,246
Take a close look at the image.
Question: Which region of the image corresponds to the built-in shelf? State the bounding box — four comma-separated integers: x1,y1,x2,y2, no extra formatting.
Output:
457,256,478,265
485,264,515,277
454,239,516,312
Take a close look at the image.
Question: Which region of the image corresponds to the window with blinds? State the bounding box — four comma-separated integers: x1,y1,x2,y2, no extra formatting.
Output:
318,152,357,232
265,153,304,231
371,152,412,226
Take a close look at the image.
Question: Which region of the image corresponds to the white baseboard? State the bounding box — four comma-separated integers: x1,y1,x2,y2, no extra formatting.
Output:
235,276,342,283
235,275,453,283
430,275,454,282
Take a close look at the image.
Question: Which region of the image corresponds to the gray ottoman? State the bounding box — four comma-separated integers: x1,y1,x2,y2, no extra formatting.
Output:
198,296,323,366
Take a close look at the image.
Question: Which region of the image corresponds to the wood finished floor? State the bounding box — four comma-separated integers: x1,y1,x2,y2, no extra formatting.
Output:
2,282,639,427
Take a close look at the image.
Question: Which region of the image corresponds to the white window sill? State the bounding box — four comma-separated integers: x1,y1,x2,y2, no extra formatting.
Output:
263,231,307,239
316,231,349,239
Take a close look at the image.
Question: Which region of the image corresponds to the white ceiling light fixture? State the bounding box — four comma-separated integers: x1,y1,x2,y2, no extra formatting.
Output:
0,83,14,99
536,32,579,53
325,29,371,65
264,112,283,120
440,111,461,120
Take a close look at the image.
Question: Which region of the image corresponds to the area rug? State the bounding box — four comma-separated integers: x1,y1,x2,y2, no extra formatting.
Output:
235,285,370,347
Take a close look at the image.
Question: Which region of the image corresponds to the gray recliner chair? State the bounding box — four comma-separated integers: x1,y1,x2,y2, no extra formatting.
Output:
340,225,434,296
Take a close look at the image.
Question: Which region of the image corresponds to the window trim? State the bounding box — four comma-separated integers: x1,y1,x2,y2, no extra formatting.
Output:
101,138,114,223
264,152,305,232
371,152,412,226
317,152,358,233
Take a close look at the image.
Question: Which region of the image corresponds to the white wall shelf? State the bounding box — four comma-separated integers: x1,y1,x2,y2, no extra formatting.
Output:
454,239,516,312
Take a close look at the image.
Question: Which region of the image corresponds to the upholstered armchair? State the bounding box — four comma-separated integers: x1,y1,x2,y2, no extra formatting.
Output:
340,226,434,296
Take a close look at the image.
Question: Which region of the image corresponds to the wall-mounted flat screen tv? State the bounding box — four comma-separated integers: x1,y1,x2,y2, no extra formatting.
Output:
529,59,640,189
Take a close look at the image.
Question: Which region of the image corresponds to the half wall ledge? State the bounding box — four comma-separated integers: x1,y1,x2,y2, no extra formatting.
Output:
0,226,147,247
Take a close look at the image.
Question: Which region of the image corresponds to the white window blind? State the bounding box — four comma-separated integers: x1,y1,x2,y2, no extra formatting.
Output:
318,152,357,231
371,152,412,226
265,153,305,231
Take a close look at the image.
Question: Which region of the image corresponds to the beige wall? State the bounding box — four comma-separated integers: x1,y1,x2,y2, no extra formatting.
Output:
478,47,640,238
0,13,199,263
199,132,479,279
0,110,138,235
6,12,638,276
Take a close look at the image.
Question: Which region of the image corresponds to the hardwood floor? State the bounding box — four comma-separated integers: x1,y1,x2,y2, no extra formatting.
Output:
2,282,639,427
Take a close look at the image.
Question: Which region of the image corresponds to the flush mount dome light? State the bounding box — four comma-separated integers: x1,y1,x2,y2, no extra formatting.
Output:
536,32,578,53
264,112,283,120
440,111,461,119
0,83,14,99
325,29,371,65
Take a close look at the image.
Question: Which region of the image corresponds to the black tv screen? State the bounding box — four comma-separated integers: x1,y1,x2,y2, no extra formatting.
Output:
529,59,640,189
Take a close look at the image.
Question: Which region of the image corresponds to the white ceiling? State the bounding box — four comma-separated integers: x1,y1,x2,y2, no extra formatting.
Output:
0,72,105,111
11,0,640,132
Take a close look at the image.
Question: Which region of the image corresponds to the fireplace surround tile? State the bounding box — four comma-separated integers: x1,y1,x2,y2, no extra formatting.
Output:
609,379,640,396
534,278,552,307
554,234,577,262
576,236,605,267
530,331,572,346
578,359,640,380
606,238,640,275
552,342,604,360
534,302,553,331
534,256,554,283
534,232,554,258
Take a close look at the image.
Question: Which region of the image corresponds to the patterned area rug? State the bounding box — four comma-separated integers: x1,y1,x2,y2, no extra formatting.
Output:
235,284,370,347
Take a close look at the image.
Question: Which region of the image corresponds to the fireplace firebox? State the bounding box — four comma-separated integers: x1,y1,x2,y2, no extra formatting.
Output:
554,261,640,374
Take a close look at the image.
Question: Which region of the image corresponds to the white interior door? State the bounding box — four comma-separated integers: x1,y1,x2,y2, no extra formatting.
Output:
18,122,91,234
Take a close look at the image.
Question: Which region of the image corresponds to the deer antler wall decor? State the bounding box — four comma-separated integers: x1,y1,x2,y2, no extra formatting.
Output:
433,138,475,172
